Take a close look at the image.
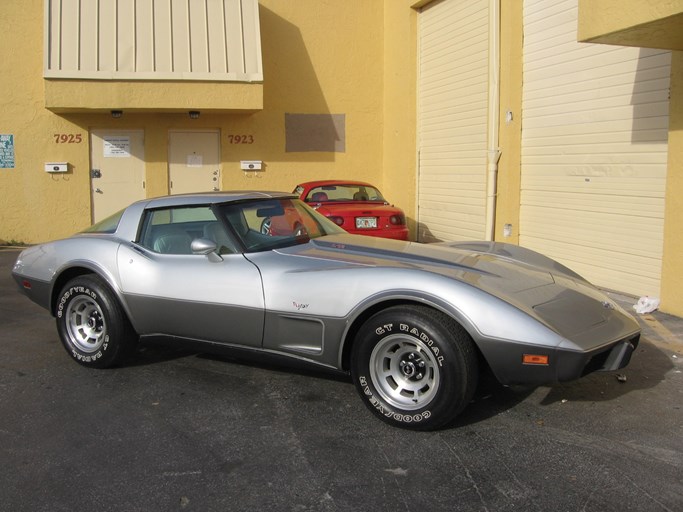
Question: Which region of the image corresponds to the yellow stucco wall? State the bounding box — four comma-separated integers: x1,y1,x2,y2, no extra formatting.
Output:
45,81,264,113
0,0,385,244
493,0,523,244
0,0,92,243
660,52,683,316
381,1,419,236
578,0,683,50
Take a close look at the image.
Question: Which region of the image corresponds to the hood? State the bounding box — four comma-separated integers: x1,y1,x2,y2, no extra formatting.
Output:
278,234,558,296
275,234,633,340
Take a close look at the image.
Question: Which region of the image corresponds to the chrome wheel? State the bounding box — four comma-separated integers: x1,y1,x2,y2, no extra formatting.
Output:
352,306,478,429
369,334,440,410
57,276,137,368
65,295,106,353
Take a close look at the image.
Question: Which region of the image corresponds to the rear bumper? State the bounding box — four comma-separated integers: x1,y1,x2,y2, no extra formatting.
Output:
12,272,53,312
481,332,641,386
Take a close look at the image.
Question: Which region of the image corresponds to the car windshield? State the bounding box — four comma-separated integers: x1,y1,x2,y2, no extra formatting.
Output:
216,198,345,253
303,184,385,203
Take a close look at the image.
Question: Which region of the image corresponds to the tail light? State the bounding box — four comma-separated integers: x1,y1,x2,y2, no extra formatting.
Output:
389,214,406,226
329,216,345,226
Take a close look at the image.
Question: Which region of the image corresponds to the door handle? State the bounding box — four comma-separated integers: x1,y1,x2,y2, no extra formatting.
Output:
95,188,103,194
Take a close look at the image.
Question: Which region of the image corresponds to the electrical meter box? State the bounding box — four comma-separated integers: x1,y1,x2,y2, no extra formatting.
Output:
45,162,68,173
240,160,263,171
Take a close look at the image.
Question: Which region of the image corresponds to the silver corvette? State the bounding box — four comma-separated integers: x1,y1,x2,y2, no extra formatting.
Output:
12,191,640,430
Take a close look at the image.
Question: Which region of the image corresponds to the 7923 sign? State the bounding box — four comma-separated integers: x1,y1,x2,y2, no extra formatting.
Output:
227,135,254,144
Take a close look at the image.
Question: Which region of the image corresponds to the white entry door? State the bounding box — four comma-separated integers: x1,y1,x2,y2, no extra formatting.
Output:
90,130,146,223
168,131,221,194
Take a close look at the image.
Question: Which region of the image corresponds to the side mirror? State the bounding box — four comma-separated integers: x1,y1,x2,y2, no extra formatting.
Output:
191,238,223,262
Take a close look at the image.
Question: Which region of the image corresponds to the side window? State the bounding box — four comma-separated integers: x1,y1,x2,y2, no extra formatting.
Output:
139,206,233,255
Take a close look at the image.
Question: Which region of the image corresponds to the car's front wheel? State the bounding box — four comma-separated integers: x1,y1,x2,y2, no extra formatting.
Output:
350,305,478,430
55,275,136,368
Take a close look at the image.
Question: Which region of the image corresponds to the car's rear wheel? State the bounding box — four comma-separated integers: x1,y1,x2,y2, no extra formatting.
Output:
350,305,478,430
56,275,136,368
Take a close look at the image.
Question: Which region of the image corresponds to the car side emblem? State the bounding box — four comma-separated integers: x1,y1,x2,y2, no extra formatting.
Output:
293,301,309,311
601,301,615,310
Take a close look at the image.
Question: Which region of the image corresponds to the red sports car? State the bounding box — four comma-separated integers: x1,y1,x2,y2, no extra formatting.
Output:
293,180,409,240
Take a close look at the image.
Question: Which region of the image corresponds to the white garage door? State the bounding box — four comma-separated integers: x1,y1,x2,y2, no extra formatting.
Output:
417,0,490,242
521,0,671,296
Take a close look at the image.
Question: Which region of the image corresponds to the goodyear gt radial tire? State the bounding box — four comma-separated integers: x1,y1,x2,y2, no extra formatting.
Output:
351,305,478,430
56,275,136,368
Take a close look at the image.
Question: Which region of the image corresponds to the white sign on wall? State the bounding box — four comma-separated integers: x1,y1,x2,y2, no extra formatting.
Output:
187,154,203,167
103,136,131,158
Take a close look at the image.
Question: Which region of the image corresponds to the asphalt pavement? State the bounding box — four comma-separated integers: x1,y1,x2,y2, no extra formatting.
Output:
1,247,682,512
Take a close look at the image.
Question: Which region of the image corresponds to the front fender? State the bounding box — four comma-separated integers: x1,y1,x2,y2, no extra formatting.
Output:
336,281,567,371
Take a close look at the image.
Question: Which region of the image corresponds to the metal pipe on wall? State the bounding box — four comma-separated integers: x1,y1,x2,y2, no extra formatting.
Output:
485,0,502,241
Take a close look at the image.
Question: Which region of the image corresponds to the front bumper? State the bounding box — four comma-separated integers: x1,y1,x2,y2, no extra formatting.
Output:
481,332,641,386
557,333,640,381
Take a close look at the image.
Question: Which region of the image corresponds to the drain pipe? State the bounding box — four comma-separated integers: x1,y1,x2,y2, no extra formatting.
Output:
485,0,501,242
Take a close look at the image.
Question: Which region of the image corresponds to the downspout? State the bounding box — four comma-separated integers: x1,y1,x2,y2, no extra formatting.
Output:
485,0,502,241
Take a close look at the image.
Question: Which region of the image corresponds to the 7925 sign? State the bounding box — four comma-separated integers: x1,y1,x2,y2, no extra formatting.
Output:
54,134,83,144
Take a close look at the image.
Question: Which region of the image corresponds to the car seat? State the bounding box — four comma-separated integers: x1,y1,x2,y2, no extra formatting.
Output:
311,191,328,202
152,226,193,254
203,222,235,254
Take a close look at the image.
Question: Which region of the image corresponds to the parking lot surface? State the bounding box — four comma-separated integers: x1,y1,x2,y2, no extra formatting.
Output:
1,247,682,511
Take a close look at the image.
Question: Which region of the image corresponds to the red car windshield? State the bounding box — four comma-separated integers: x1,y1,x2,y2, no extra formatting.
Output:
304,184,385,203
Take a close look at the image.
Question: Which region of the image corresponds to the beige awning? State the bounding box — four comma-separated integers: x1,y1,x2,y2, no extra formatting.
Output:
44,0,263,112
